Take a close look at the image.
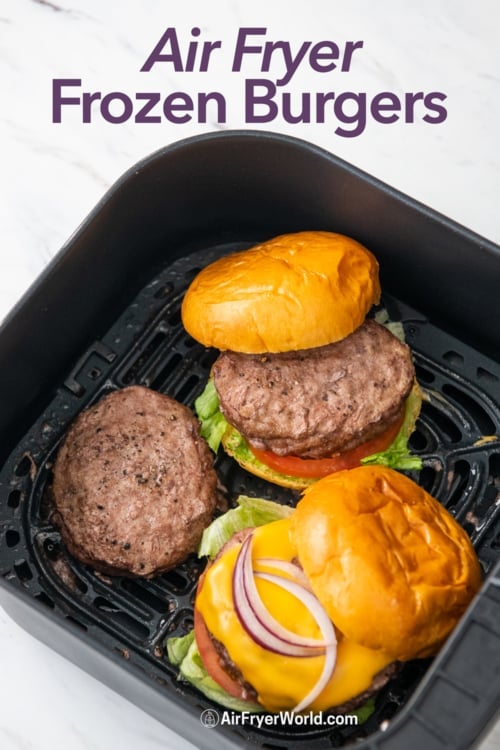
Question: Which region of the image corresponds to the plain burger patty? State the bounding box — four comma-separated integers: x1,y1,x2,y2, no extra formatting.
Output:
213,319,415,459
52,386,219,577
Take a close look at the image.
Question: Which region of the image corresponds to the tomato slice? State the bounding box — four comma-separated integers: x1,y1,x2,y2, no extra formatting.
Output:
249,411,405,478
194,581,248,700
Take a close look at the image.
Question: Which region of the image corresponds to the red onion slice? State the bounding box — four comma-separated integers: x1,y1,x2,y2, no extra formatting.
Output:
232,534,337,660
255,557,312,591
254,571,337,713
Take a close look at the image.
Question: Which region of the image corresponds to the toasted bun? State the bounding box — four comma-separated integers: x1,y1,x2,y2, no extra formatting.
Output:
290,466,482,661
181,231,381,353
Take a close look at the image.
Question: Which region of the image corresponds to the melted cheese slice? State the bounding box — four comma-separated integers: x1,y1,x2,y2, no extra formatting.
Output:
196,518,393,712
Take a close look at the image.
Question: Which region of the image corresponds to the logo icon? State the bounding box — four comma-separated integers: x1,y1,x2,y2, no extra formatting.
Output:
200,708,220,728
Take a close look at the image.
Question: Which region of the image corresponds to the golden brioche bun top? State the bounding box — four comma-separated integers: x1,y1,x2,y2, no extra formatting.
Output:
290,465,482,661
181,231,381,353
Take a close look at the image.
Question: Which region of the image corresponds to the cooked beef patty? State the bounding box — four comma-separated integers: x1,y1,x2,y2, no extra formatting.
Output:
52,386,219,577
209,631,398,713
213,320,415,459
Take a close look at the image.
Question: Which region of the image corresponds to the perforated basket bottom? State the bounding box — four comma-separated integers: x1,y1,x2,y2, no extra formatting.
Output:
1,242,499,749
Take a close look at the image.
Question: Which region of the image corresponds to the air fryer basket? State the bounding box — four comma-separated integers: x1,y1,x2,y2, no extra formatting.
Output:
0,131,499,750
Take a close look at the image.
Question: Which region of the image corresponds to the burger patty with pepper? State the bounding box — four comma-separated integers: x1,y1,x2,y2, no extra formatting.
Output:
52,386,220,577
182,230,422,488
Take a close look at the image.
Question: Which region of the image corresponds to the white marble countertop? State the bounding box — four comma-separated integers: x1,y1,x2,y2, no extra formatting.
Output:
1,1,499,749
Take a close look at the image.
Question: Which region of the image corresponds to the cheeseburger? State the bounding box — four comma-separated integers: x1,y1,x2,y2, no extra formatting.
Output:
182,231,422,489
167,466,482,714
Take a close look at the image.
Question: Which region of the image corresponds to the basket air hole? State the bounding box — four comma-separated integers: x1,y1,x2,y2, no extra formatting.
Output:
414,364,435,384
408,425,427,451
5,530,20,548
473,480,498,528
14,560,33,581
88,367,102,380
442,384,496,435
446,460,471,512
167,308,182,327
178,612,194,633
201,350,218,369
93,596,123,613
166,612,195,636
35,591,55,609
14,455,32,477
43,538,61,561
416,465,439,495
484,484,498,503
162,569,190,593
483,454,500,515
93,597,150,639
477,366,498,384
7,490,21,508
420,401,462,443
175,375,200,403
489,453,500,476
443,350,464,367
164,352,183,371
149,353,183,390
120,579,172,613
122,331,168,384
462,519,477,537
56,565,88,595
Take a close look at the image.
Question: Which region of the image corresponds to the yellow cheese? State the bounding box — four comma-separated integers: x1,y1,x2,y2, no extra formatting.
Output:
196,518,393,712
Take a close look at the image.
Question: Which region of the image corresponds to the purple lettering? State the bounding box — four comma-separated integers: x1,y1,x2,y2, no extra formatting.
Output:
163,92,193,123
245,79,278,123
233,28,266,71
101,92,133,124
334,92,367,137
371,92,401,123
423,92,448,124
82,90,101,123
141,28,183,72
52,79,81,123
135,93,162,123
309,41,340,73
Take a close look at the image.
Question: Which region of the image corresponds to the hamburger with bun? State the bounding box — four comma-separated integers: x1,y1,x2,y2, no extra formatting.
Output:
182,231,422,489
167,466,482,714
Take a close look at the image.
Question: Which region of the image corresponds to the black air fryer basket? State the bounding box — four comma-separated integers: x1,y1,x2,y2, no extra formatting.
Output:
1,131,499,750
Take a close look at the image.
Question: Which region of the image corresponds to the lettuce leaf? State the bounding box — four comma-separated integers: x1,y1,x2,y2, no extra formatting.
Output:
373,307,405,342
198,494,293,559
166,631,263,712
361,382,423,470
352,696,376,724
194,379,227,453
